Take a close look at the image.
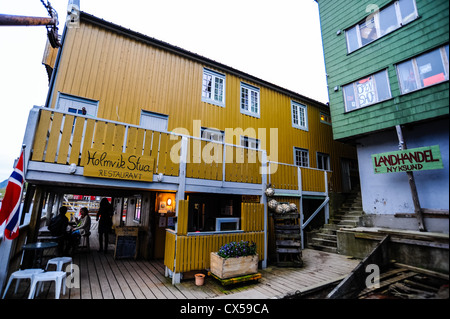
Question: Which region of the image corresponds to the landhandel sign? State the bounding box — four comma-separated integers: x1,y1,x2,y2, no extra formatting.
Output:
83,149,154,182
372,145,443,174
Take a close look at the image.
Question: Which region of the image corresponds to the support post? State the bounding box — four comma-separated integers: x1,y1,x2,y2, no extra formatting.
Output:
260,151,268,269
395,125,426,232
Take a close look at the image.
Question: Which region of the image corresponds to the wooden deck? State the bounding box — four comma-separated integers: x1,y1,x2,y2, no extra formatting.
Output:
4,223,359,299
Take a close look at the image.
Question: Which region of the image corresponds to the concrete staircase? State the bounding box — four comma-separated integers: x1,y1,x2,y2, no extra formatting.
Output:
308,190,363,253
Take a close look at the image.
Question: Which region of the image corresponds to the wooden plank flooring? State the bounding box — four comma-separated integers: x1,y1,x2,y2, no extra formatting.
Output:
3,222,359,299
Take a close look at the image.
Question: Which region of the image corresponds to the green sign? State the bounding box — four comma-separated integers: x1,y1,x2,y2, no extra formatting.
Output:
372,145,443,174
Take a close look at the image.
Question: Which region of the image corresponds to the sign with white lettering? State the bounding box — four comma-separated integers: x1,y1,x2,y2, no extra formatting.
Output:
83,149,154,182
372,145,443,174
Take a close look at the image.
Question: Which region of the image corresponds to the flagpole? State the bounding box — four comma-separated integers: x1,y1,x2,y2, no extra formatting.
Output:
18,144,27,226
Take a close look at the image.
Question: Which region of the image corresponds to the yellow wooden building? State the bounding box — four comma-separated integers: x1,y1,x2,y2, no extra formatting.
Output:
17,12,356,283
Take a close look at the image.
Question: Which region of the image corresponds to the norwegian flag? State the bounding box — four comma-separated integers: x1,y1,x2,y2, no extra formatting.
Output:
0,150,25,240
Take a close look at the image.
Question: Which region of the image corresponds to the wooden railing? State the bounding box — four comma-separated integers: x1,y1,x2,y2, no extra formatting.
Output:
31,109,180,176
29,108,266,184
268,162,328,193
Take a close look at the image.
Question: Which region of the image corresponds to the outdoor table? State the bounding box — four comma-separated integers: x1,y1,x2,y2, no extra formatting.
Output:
22,242,58,268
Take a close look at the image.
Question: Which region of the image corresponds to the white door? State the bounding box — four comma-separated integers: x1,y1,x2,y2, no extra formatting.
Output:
56,93,98,117
140,111,168,132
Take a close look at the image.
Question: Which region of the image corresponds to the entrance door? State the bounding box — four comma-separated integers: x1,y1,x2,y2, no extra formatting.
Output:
341,158,352,193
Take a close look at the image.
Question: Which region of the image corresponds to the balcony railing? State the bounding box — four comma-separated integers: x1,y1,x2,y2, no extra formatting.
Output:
26,106,329,193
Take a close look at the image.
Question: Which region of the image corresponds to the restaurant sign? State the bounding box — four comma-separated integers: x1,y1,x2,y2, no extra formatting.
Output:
372,145,443,174
84,149,154,182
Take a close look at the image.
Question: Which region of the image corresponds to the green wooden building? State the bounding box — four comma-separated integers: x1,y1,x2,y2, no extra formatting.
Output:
316,0,449,233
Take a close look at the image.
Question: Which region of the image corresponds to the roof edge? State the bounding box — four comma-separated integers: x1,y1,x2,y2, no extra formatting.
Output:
79,11,328,109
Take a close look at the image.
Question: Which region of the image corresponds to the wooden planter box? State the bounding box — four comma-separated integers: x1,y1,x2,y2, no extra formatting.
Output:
210,252,259,279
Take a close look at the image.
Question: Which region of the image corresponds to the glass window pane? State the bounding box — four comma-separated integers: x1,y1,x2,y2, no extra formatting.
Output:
343,83,357,111
359,17,378,46
445,45,449,61
356,76,376,108
241,87,248,110
416,49,446,87
379,4,398,36
214,77,223,102
399,0,417,24
374,70,392,101
202,74,212,99
397,60,418,93
346,26,360,53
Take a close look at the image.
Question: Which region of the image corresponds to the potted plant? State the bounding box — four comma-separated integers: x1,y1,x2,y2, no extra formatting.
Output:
210,241,258,279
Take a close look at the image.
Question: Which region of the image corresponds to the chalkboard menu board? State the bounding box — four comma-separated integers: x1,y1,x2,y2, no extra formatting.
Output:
114,227,139,259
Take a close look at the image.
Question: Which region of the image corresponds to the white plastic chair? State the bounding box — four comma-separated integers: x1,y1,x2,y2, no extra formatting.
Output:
28,271,67,299
2,269,44,299
45,257,73,273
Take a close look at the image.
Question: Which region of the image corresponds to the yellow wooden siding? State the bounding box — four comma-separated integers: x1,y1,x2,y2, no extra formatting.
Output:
241,203,264,232
164,231,176,271
172,232,264,273
49,20,356,192
176,199,189,235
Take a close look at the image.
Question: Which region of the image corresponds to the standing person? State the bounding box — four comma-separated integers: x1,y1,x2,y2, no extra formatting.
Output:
97,198,113,253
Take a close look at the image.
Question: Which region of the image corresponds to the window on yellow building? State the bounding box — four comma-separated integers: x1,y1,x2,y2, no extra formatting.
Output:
292,101,308,131
202,68,225,107
317,152,330,171
294,147,309,168
240,82,260,118
320,112,332,125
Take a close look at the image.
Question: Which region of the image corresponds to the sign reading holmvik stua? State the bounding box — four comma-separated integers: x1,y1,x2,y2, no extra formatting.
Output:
372,145,443,174
83,149,154,181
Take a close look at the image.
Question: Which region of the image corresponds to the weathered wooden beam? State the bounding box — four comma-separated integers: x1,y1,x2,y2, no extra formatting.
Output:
327,235,390,299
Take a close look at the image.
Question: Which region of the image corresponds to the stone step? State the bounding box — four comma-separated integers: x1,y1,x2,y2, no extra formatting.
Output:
315,233,337,241
309,243,338,254
338,219,359,227
311,237,337,247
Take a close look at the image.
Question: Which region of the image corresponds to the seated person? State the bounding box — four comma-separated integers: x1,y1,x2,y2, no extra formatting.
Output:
48,206,69,255
67,207,91,253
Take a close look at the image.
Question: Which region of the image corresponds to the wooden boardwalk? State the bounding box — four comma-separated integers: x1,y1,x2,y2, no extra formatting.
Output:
3,223,359,299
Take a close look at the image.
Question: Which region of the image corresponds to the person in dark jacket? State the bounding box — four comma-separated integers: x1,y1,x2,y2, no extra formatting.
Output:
97,198,113,253
48,206,69,255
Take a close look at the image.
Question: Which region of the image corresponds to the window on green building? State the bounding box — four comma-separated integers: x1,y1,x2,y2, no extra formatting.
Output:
343,70,392,112
397,45,449,94
346,0,418,53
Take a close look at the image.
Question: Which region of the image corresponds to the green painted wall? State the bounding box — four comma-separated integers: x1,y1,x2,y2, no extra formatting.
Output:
317,0,449,140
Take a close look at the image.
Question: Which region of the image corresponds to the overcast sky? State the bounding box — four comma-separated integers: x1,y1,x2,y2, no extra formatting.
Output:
0,0,328,182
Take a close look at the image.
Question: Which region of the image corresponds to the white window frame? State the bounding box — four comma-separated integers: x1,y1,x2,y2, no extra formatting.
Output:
396,45,450,94
343,69,392,112
291,101,308,131
240,82,260,118
240,136,260,150
320,112,332,125
201,127,224,142
294,147,309,168
317,152,330,171
202,68,226,107
345,0,418,53
55,92,99,117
